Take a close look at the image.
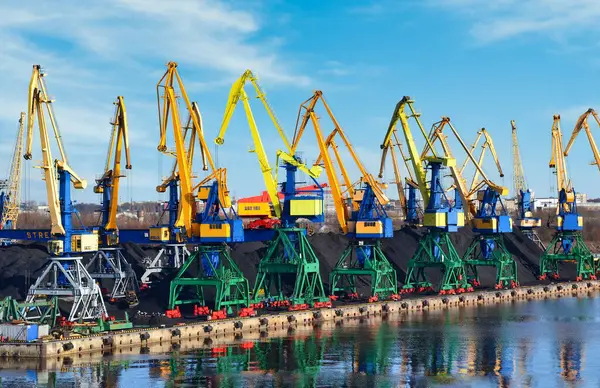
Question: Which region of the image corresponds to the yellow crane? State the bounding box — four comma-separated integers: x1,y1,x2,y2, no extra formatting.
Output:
0,112,25,230
215,71,329,309
21,64,106,323
153,62,248,314
93,96,132,245
380,98,469,294
214,69,321,220
154,62,231,240
25,64,95,254
539,114,594,281
295,90,398,300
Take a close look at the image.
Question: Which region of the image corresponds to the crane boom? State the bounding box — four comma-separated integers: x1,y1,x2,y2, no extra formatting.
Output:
0,112,25,230
25,65,87,236
564,108,600,171
550,115,572,196
94,96,132,234
296,91,389,234
511,120,527,195
379,97,438,205
214,70,319,219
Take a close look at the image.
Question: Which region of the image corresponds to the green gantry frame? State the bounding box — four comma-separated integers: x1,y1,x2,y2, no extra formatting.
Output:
329,240,397,299
462,234,518,288
168,245,250,314
0,296,59,326
540,231,596,281
252,228,328,306
403,230,471,293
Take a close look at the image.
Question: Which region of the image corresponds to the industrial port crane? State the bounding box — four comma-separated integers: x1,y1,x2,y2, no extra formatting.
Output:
152,62,248,317
20,65,107,322
511,120,543,249
93,96,132,245
0,112,25,231
381,98,470,294
425,118,516,289
294,90,398,301
539,114,594,281
85,96,139,302
215,70,330,310
141,104,202,283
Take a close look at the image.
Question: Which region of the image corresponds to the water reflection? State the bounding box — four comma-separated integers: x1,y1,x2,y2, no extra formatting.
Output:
1,295,599,388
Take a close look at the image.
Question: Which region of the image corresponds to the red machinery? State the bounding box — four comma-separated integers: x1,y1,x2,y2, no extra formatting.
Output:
237,183,328,230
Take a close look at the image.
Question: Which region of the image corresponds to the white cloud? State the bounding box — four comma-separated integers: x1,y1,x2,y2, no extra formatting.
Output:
0,0,311,202
426,0,600,44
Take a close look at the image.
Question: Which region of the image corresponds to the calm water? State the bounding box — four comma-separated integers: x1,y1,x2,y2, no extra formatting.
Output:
2,294,600,388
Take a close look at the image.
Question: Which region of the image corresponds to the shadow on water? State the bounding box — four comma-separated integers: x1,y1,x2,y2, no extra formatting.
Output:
1,295,599,388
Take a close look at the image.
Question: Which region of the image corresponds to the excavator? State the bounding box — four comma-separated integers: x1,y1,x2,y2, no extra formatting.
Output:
294,90,398,301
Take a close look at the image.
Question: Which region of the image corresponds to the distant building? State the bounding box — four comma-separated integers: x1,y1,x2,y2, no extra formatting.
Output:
534,197,558,210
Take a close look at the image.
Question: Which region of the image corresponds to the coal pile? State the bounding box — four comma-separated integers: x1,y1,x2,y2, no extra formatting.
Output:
0,226,587,316
0,242,50,299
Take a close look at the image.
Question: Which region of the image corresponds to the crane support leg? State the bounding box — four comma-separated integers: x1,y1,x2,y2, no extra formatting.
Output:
539,231,596,281
462,235,518,289
26,256,107,322
403,230,472,294
86,248,139,300
168,245,250,315
0,296,59,326
140,244,191,284
252,228,329,308
329,240,398,300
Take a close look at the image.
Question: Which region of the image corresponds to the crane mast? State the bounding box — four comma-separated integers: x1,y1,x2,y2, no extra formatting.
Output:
511,120,527,195
539,115,595,281
0,112,25,230
296,90,399,301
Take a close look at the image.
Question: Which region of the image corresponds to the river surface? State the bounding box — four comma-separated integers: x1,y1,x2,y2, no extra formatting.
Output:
1,294,600,387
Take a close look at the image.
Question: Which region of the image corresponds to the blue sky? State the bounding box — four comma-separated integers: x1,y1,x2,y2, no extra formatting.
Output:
1,0,599,206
